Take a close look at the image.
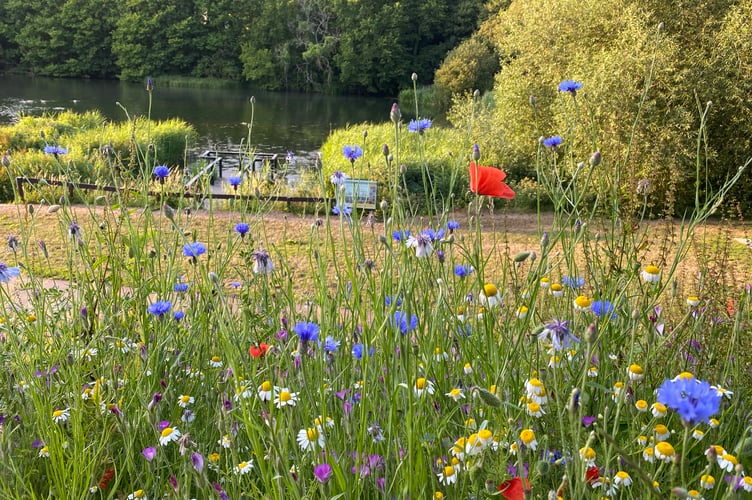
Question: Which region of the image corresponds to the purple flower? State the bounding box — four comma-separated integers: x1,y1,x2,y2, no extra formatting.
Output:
147,300,172,317
148,392,162,411
330,170,350,186
561,276,584,289
421,228,445,241
540,319,579,351
142,447,157,461
392,229,410,242
153,165,170,179
656,376,722,424
174,283,189,293
323,335,340,353
408,118,432,134
212,482,230,500
294,322,320,343
582,415,597,427
313,463,333,483
158,420,171,431
173,310,185,321
543,136,563,148
332,204,352,217
183,242,207,258
392,311,418,334
44,145,68,155
558,80,583,95
228,176,242,187
191,452,204,473
343,145,363,163
352,343,373,360
447,220,460,231
235,222,250,237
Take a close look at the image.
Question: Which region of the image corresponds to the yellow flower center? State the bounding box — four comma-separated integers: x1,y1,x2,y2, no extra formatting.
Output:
483,284,498,297
629,364,643,375
701,474,715,485
211,356,221,363
238,461,249,469
655,441,674,456
653,402,666,412
180,396,191,403
645,265,660,274
261,381,272,391
574,295,592,308
655,424,668,434
614,381,624,389
434,347,442,355
52,410,64,418
161,427,174,438
209,453,220,462
616,471,630,480
306,428,318,440
416,377,427,389
478,429,492,440
449,388,462,397
551,283,563,291
520,429,535,444
443,465,455,477
676,371,694,380
580,447,596,460
279,391,292,402
134,490,145,498
528,402,541,412
636,400,647,410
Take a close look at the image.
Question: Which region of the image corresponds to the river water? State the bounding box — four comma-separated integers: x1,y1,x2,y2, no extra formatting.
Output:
0,75,392,159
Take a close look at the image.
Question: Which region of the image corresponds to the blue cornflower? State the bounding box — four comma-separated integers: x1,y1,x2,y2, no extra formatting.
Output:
540,319,579,351
294,322,320,343
173,310,185,321
183,242,207,258
228,176,242,187
392,230,410,242
352,343,373,360
656,375,721,424
454,264,473,278
591,300,616,319
543,136,563,148
392,311,418,335
421,228,445,242
44,145,68,155
330,170,350,186
174,283,189,293
147,301,172,317
153,165,170,179
235,222,250,237
323,335,340,353
561,276,585,289
0,263,21,282
407,118,432,134
558,80,583,95
332,204,352,217
343,145,363,163
286,151,295,164
447,220,460,232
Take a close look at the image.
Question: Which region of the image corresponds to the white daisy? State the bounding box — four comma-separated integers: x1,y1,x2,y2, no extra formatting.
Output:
159,426,181,446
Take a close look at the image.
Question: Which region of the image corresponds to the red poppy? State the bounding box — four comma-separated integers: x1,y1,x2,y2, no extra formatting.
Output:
586,465,600,485
727,299,736,316
250,343,270,358
469,162,515,199
498,477,529,500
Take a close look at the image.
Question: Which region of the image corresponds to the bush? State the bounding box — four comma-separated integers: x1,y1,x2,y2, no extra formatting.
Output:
433,34,500,111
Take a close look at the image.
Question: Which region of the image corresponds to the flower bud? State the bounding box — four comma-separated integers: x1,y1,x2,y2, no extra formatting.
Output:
473,387,502,408
163,204,175,222
535,460,551,476
514,251,530,263
382,143,390,157
390,103,401,124
411,72,418,82
529,95,536,106
380,199,388,212
473,89,480,99
472,143,481,161
589,151,601,167
146,77,153,92
585,323,598,345
540,231,549,249
250,96,256,103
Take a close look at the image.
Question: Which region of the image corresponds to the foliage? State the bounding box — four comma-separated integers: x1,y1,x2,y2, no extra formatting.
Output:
433,34,500,110
443,0,752,214
0,111,196,202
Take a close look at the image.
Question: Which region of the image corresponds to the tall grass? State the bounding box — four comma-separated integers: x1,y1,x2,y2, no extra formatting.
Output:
0,67,749,500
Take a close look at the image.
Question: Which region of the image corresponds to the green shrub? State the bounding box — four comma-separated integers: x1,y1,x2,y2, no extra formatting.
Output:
433,34,500,110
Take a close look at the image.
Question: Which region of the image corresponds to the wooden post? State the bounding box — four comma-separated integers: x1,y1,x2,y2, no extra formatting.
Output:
15,177,24,201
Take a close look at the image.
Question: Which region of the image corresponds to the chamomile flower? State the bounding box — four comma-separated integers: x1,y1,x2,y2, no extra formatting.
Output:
612,381,624,401
446,388,465,402
80,348,98,362
540,277,551,288
687,296,700,307
159,426,181,446
465,433,485,456
718,452,738,472
437,464,458,485
235,459,254,474
651,402,667,418
588,366,599,377
520,429,537,450
635,400,648,412
708,418,720,428
642,446,655,463
463,363,473,375
414,377,435,397
693,429,705,440
579,447,597,467
526,401,545,417
258,381,273,401
479,284,502,308
274,388,298,408
38,446,50,458
177,395,194,408
739,476,752,492
127,490,147,499
219,435,232,448
654,441,675,462
700,474,716,489
573,295,592,312
434,347,449,361
637,435,649,446
314,415,335,430
711,385,733,399
628,364,644,381
234,384,253,401
686,490,704,499
613,471,632,487
450,437,466,461
641,265,661,283
52,408,70,424
654,424,670,441
208,355,223,368
550,283,564,298
297,427,325,451
516,306,529,319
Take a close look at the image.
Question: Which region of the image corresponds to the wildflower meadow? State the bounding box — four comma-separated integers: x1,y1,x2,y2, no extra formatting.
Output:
0,76,751,500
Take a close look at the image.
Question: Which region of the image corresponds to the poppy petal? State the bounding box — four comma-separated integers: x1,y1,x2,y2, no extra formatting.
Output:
469,162,515,199
498,477,529,500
